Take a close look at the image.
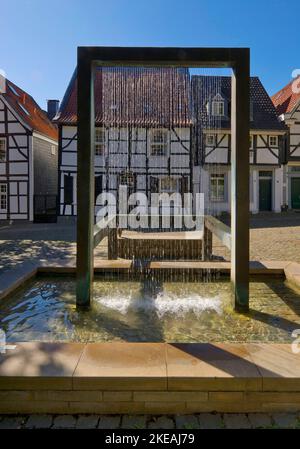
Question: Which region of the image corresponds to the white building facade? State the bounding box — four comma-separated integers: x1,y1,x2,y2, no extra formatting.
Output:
192,76,287,214
0,80,58,221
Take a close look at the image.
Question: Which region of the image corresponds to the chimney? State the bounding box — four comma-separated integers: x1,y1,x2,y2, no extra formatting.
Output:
47,99,59,120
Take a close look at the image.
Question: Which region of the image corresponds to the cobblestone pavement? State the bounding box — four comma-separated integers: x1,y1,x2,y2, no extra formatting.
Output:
0,222,107,276
213,212,300,262
0,213,300,276
0,413,299,429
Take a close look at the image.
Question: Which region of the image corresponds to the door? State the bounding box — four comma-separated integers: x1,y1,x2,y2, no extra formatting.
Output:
0,183,7,218
259,178,272,211
33,195,57,223
291,178,300,209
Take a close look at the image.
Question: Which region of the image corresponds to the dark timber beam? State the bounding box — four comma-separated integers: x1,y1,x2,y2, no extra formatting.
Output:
76,51,95,309
231,53,250,312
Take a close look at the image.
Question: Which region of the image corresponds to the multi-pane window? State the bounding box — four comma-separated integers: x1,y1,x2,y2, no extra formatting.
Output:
0,184,7,210
210,173,225,201
269,136,278,147
119,170,135,188
206,134,215,146
150,129,168,156
95,128,106,156
212,100,224,116
0,138,6,161
159,176,179,193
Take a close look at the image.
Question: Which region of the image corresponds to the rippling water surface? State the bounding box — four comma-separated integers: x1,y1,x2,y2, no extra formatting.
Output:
1,277,300,342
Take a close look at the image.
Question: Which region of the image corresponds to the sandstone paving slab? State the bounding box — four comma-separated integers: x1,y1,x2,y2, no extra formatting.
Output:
0,342,85,390
73,343,167,390
166,343,262,391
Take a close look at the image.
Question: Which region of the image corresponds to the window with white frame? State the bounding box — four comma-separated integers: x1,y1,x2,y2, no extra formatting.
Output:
269,135,278,147
206,134,215,146
150,129,168,156
159,176,179,193
95,128,106,156
0,183,7,210
0,138,6,161
210,173,225,201
51,145,56,155
212,100,225,116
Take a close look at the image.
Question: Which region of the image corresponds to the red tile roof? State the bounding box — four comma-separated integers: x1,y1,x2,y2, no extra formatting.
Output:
55,67,192,127
1,79,58,141
272,76,300,116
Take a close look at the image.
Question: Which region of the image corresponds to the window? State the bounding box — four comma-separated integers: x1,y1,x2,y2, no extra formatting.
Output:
8,84,19,96
0,138,6,161
95,128,106,156
64,175,73,205
210,173,225,201
0,183,7,211
18,102,30,116
51,145,56,155
159,176,179,193
212,100,224,116
206,134,215,146
119,170,135,188
150,129,168,156
269,136,278,147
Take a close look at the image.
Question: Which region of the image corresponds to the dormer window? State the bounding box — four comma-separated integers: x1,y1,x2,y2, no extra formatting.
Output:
269,136,278,147
95,128,106,156
212,100,224,116
150,129,168,156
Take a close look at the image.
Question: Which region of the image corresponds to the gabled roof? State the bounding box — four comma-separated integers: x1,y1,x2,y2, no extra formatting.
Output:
272,76,300,116
1,79,58,141
55,67,193,127
192,75,287,131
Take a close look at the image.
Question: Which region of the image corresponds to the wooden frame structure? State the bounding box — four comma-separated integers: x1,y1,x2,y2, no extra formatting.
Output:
76,46,250,312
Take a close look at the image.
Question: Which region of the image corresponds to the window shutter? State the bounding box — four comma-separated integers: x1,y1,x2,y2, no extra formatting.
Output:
64,175,73,205
150,176,159,193
95,175,102,199
180,176,189,195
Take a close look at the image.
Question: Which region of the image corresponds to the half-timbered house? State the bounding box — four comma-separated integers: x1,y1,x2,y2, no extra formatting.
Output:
0,79,58,221
192,76,287,213
55,67,192,219
272,76,300,209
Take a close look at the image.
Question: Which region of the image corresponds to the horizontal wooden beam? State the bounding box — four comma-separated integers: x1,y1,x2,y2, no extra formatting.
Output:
78,46,249,68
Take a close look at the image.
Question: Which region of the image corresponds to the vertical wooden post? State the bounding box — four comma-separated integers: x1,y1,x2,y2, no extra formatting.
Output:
108,228,118,260
76,51,95,309
231,52,250,312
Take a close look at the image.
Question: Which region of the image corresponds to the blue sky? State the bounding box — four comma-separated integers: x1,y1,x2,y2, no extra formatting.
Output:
0,0,299,109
